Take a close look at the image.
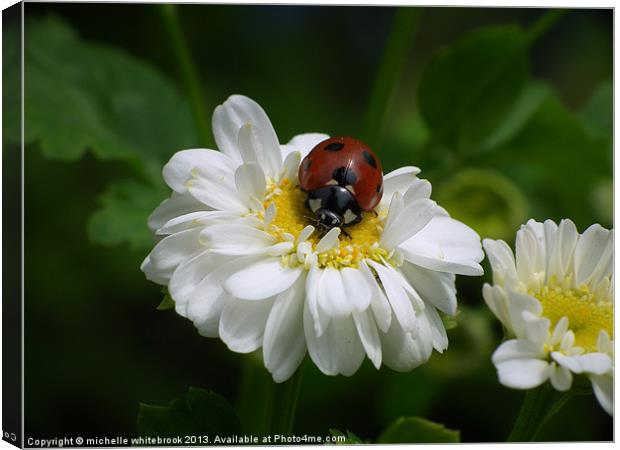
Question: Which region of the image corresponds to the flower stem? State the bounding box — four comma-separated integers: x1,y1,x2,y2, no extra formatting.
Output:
268,366,304,436
507,384,586,442
361,7,423,149
525,9,568,46
158,4,212,148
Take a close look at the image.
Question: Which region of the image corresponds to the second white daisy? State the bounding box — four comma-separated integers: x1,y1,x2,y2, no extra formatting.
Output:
483,219,613,414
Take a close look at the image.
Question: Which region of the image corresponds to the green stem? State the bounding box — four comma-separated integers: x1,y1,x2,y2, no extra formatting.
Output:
361,7,423,149
507,384,581,442
268,366,304,436
525,9,568,46
158,4,212,148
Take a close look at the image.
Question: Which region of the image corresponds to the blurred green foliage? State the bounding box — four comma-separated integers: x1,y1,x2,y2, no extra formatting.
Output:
11,3,612,444
330,429,365,444
138,388,241,439
377,416,460,443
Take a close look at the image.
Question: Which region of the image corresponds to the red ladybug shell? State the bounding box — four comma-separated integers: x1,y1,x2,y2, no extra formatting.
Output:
298,137,384,211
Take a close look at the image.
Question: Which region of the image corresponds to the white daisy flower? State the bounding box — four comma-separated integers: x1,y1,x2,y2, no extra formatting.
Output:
142,95,484,383
483,219,613,414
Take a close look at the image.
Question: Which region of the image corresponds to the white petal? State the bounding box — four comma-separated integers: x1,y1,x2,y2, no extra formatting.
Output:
170,252,253,310
287,133,330,157
482,284,512,333
263,277,307,382
187,172,246,212
169,250,216,314
544,219,578,282
212,95,282,176
305,263,331,336
379,166,422,210
559,330,575,352
219,297,274,353
177,254,235,334
163,148,237,193
482,238,518,286
495,358,550,389
381,198,438,250
368,260,417,333
402,178,432,204
281,150,302,181
400,262,456,316
236,122,260,164
550,316,569,346
590,374,613,415
157,210,241,235
549,363,573,391
597,330,612,354
340,267,372,311
359,261,392,333
492,339,545,364
516,225,545,283
553,352,613,375
522,312,550,344
399,215,484,276
141,255,170,285
352,309,382,369
225,257,303,300
574,224,613,286
201,224,275,256
304,304,365,376
423,304,449,352
190,289,232,338
318,267,354,318
148,193,207,232
550,352,581,373
235,162,266,208
380,312,432,372
315,227,341,253
148,228,203,277
506,290,542,338
382,191,404,234
298,225,315,244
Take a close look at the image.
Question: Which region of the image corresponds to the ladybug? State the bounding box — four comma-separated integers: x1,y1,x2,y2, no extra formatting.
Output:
298,136,383,235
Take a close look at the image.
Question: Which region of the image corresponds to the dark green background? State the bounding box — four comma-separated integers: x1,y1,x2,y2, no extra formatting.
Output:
6,3,612,443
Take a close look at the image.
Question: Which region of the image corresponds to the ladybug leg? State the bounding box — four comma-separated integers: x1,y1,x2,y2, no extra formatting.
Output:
341,228,352,239
372,210,378,218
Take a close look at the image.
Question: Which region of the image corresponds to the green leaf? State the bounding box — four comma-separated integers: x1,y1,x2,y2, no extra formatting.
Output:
481,81,552,151
18,16,201,250
157,288,175,311
138,387,242,438
579,79,612,139
418,25,529,151
486,93,611,229
435,168,528,241
87,180,166,251
329,429,364,444
21,15,198,174
440,309,459,331
377,417,460,444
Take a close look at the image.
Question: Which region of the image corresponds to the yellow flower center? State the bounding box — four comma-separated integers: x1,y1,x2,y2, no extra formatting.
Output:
261,178,391,269
532,277,613,352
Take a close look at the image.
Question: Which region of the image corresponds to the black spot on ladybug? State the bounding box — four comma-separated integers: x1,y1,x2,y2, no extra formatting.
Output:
362,150,377,168
325,142,345,152
376,182,382,193
332,166,357,187
303,159,312,171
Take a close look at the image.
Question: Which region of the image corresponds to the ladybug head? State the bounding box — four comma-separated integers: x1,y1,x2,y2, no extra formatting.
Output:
316,208,343,230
